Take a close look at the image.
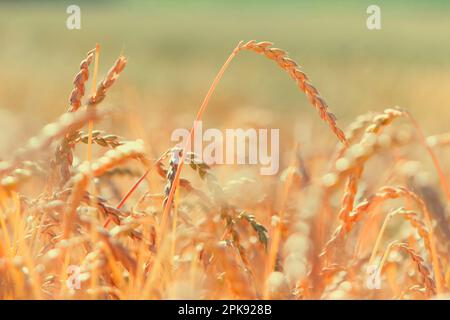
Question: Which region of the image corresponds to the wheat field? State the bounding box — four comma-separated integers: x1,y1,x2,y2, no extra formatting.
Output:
0,1,449,300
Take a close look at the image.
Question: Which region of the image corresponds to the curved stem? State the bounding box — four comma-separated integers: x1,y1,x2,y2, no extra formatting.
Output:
157,41,243,247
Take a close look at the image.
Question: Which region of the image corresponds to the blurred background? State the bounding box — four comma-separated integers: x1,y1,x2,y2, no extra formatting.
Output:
0,0,449,163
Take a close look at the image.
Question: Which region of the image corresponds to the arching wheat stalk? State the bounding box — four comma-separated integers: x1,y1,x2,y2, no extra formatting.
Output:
123,41,348,246
377,242,436,297
368,208,432,266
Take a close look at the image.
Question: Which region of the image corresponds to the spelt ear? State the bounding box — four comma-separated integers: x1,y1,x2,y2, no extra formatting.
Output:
379,242,436,297
88,56,128,107
68,48,96,112
240,40,347,145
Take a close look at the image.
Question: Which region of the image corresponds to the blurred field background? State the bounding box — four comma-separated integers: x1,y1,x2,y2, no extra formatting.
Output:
0,0,450,161
0,0,450,300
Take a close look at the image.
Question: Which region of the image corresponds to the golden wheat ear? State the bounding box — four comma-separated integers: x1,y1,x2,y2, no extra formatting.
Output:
239,40,347,145
88,56,128,107
378,242,436,297
68,48,96,112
